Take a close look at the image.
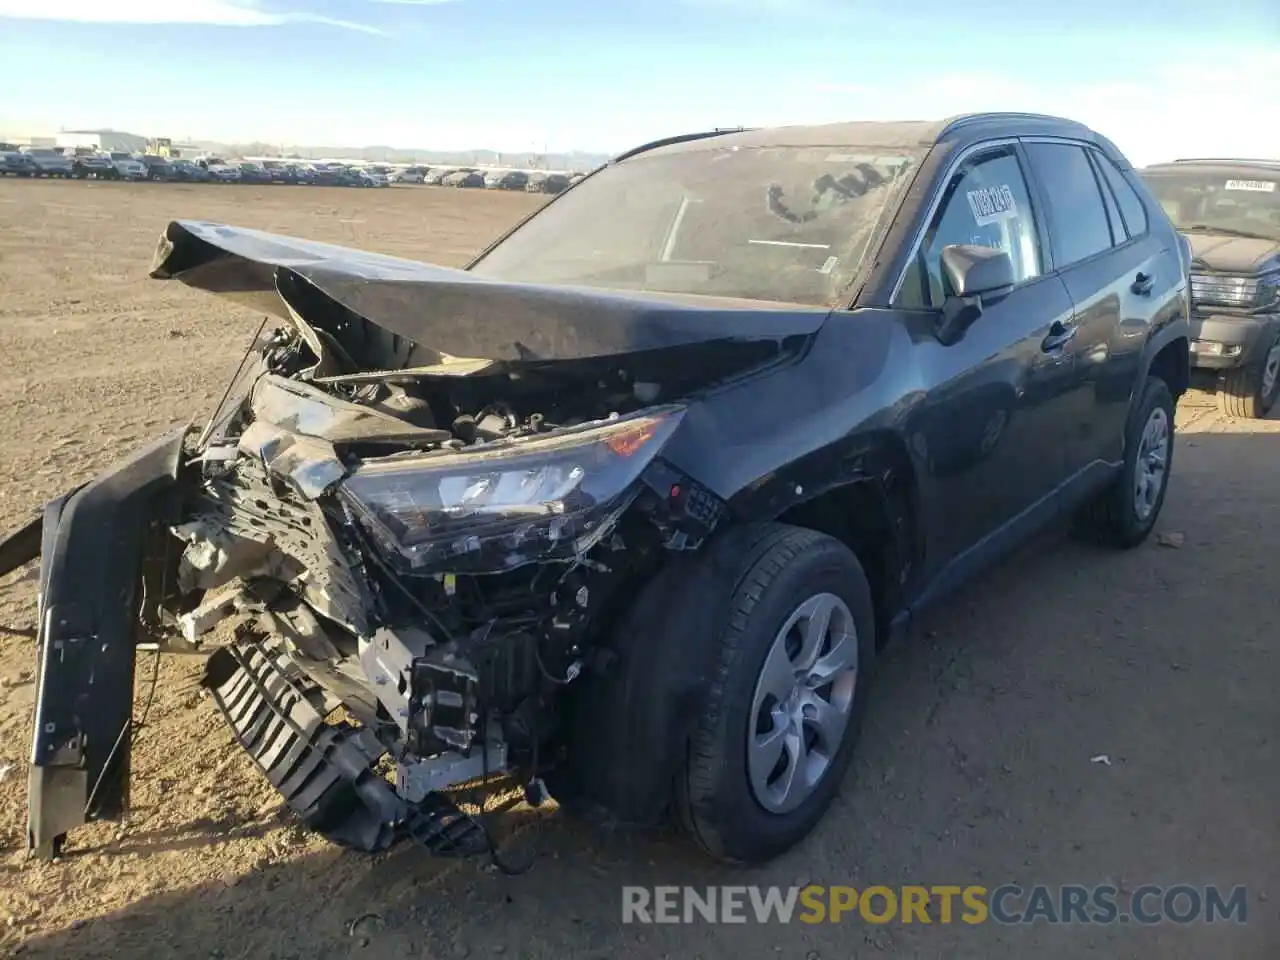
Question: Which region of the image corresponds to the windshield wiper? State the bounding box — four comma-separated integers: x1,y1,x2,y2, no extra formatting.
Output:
1181,224,1276,241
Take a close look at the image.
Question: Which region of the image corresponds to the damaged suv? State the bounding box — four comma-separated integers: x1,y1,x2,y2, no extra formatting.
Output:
1,113,1191,866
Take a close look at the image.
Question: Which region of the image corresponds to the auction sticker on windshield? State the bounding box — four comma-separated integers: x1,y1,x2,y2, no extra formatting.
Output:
1224,179,1277,193
967,185,1018,226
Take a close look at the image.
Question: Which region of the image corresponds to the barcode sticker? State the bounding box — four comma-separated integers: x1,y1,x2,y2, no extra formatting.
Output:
966,184,1018,226
1224,179,1277,193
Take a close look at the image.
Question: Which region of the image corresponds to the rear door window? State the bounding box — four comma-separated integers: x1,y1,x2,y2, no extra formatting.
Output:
1093,152,1149,238
1089,152,1127,245
1023,142,1114,268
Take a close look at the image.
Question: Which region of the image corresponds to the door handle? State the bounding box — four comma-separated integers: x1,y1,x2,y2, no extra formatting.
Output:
1041,321,1077,352
1131,271,1155,296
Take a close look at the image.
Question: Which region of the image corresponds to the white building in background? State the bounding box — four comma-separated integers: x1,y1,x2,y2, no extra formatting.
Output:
0,128,58,148
54,129,148,154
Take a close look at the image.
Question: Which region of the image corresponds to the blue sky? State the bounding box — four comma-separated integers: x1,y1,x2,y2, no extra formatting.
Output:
1,0,1277,163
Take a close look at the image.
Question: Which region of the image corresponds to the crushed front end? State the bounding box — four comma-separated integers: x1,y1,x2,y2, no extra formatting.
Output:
5,286,745,860
162,357,697,857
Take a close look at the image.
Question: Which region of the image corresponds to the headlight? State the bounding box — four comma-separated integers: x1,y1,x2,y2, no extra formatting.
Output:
1190,272,1279,310
337,406,686,574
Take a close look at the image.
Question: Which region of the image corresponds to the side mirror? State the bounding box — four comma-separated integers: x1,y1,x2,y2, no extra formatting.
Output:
934,245,1016,346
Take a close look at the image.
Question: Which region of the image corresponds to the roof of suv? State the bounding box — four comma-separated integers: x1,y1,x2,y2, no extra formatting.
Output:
617,112,1109,162
1144,158,1280,175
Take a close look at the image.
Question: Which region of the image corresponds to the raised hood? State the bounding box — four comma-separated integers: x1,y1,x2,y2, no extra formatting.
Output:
149,220,830,373
1185,232,1280,275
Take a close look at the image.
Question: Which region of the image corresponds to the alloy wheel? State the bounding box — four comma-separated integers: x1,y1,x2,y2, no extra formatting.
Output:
1133,406,1170,522
748,592,859,814
1261,338,1280,405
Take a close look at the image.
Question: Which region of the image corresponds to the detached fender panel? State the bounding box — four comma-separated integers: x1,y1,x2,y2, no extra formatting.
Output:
28,428,187,855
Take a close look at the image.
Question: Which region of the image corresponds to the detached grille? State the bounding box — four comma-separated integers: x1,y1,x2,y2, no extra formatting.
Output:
1190,273,1260,309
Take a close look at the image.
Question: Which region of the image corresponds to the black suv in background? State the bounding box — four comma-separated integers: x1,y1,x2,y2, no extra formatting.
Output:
1140,159,1280,417
139,155,176,181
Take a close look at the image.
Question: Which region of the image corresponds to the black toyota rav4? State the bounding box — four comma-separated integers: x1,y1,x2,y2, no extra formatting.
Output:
1140,159,1280,417
0,113,1190,866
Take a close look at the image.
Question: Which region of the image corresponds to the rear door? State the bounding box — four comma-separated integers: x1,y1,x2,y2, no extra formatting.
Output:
1021,140,1174,474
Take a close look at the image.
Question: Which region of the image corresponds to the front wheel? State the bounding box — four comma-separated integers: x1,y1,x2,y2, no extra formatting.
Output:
1217,332,1280,419
1077,375,1175,548
674,524,876,864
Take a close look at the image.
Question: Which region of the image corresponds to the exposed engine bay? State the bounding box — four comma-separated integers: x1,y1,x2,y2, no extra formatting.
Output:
161,318,734,854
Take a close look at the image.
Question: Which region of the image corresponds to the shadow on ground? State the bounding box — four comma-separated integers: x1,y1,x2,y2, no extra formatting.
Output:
13,430,1280,960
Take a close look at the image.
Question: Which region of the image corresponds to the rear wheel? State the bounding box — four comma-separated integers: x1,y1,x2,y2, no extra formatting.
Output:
1217,332,1280,419
1078,375,1175,548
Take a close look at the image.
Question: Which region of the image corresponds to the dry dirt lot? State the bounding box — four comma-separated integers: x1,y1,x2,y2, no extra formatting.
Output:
0,178,1276,960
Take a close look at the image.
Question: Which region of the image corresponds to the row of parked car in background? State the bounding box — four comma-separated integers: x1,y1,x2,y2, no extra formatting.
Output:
0,145,586,194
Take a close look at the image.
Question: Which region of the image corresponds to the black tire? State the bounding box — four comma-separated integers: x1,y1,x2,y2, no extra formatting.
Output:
673,523,877,864
1078,375,1175,548
1216,331,1280,418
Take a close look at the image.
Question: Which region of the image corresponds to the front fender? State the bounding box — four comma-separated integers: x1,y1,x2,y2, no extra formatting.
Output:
552,533,756,826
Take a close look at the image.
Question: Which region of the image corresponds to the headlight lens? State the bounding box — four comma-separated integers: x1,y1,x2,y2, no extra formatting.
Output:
337,406,686,574
1189,271,1278,310
1190,274,1258,307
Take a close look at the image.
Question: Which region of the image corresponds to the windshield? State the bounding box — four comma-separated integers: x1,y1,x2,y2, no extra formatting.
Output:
1142,169,1280,242
469,144,920,306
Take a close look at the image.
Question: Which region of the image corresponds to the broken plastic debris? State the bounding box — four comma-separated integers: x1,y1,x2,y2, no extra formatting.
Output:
1090,754,1112,766
1156,531,1185,548
0,763,13,782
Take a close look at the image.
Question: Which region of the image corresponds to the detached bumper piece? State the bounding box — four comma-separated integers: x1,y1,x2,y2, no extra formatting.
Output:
203,635,487,857
28,428,188,858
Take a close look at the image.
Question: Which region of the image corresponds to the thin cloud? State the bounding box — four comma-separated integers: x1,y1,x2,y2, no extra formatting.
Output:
813,83,874,95
680,0,835,11
364,0,460,4
0,0,384,33
281,13,385,33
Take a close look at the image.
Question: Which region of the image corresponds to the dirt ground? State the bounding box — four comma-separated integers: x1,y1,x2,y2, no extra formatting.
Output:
0,179,1275,960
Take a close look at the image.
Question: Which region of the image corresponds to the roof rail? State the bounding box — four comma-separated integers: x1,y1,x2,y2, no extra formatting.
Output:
938,112,1084,138
1171,157,1280,165
612,127,751,163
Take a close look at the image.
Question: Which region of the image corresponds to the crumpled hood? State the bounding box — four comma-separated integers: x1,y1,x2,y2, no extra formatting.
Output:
149,220,830,366
1185,233,1280,274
